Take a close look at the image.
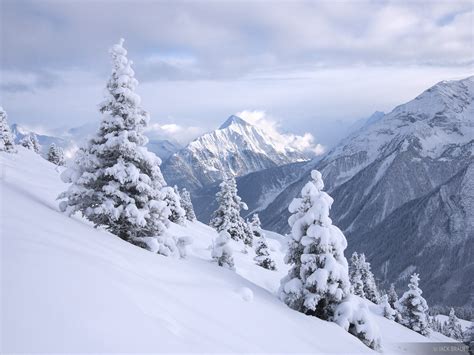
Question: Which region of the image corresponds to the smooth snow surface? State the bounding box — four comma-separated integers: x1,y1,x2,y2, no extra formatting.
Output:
1,148,456,353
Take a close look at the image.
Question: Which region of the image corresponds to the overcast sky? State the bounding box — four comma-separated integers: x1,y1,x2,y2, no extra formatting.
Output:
1,0,473,148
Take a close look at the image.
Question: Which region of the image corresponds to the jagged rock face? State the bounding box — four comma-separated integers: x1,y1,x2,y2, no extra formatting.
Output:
259,76,474,308
162,115,310,191
351,159,474,308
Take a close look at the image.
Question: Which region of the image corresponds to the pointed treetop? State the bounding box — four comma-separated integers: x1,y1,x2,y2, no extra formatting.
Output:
409,273,420,288
310,170,324,190
251,213,261,226
111,38,126,52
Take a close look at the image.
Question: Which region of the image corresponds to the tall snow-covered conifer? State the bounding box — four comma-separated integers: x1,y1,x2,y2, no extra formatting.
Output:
429,316,443,333
464,320,474,352
279,170,350,320
387,283,399,309
163,186,186,225
358,254,380,303
210,176,253,246
47,143,66,166
444,308,464,340
58,39,171,251
349,252,379,303
249,213,263,239
396,273,430,336
0,107,16,153
278,170,381,350
379,294,396,320
349,252,365,297
180,188,196,221
247,213,275,270
20,133,41,153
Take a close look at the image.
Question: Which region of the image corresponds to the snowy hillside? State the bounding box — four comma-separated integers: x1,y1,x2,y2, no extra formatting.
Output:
162,115,311,191
258,76,474,309
0,148,455,353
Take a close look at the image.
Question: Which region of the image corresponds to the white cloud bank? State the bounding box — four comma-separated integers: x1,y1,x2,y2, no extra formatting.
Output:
236,110,325,156
146,122,204,145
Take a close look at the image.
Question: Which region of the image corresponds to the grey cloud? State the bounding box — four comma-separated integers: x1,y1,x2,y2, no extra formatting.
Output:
2,0,473,80
1,0,473,145
0,69,62,93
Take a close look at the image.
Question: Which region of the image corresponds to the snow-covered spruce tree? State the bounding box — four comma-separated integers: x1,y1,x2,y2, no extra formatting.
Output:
435,317,442,332
47,143,65,166
464,320,474,353
180,187,196,221
387,283,403,323
211,231,235,270
350,252,380,303
254,235,276,270
279,170,381,350
247,213,276,269
0,107,16,153
358,254,380,303
20,133,41,153
396,273,430,336
444,308,464,340
162,186,186,225
249,213,263,239
210,176,253,246
379,294,396,321
279,170,350,320
349,252,365,298
58,39,171,252
387,283,399,308
429,317,442,333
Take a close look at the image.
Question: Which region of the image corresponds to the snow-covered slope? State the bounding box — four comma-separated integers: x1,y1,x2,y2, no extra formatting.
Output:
162,115,311,191
259,76,474,309
1,148,454,353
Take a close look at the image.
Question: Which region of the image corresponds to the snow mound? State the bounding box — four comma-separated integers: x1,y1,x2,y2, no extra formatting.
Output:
238,287,254,302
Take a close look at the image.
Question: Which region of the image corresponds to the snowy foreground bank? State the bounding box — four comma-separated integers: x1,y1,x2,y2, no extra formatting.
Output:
1,149,455,353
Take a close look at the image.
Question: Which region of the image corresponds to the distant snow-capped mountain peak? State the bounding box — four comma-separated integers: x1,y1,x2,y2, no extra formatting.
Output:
324,76,474,188
219,115,251,129
162,115,311,191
